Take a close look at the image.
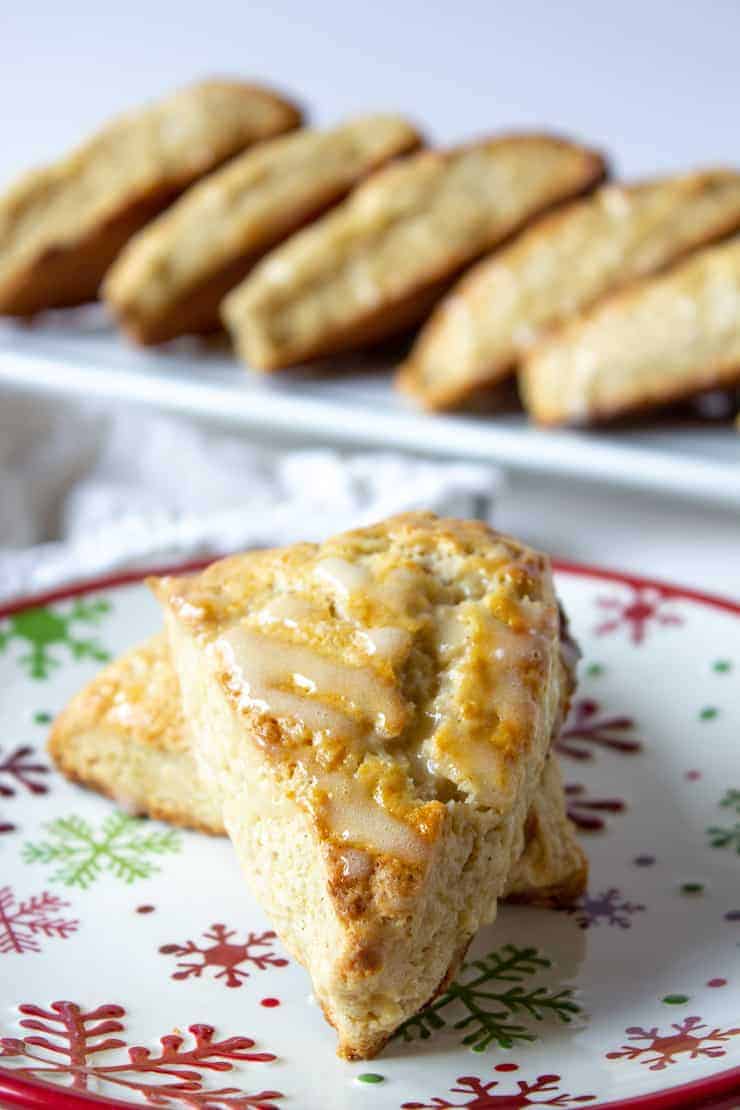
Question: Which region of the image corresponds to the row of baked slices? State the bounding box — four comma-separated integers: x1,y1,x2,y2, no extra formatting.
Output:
50,513,586,1059
1,78,739,424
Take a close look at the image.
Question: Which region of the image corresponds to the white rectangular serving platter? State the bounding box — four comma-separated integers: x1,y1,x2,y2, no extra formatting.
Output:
1,312,738,509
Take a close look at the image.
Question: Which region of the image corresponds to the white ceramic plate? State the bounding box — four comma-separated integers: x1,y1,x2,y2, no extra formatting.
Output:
1,315,739,510
0,561,738,1109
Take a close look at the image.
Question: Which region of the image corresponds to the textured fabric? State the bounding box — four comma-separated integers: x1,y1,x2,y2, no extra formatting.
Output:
0,395,500,602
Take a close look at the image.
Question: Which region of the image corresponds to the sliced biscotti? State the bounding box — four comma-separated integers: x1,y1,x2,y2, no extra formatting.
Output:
222,134,605,370
47,629,585,905
48,633,223,834
398,170,740,410
103,115,421,344
0,79,301,316
154,512,575,1058
521,235,740,425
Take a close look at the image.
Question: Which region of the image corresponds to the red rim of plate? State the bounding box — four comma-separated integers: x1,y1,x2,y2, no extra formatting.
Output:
0,557,738,1110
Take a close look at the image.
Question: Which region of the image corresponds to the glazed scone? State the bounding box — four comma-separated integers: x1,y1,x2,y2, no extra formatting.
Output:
154,512,573,1058
0,79,301,316
48,633,222,834
222,134,606,370
47,632,585,905
103,116,422,344
398,170,740,410
521,235,740,425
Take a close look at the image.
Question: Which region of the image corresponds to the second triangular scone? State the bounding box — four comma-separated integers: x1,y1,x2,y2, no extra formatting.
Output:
154,513,573,1059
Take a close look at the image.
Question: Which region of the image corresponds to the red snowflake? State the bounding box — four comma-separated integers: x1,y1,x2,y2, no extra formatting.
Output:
0,744,50,797
402,1069,596,1108
160,924,288,988
0,1000,283,1107
594,586,683,645
606,1015,740,1071
565,783,626,832
0,885,78,954
556,699,642,760
560,887,644,930
0,815,15,835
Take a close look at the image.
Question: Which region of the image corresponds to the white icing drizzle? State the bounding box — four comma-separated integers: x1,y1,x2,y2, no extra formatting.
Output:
257,593,319,628
213,626,407,737
320,772,425,862
338,847,374,880
361,626,411,659
314,557,370,596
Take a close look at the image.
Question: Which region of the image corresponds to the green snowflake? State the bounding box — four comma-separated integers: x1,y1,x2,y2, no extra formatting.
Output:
0,599,112,680
22,812,182,889
394,943,580,1052
707,789,740,853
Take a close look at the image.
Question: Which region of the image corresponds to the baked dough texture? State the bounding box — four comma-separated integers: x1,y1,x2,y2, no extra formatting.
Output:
48,633,223,834
103,115,422,344
47,633,585,905
521,235,740,425
222,134,605,370
398,170,740,410
154,511,577,1058
0,79,301,316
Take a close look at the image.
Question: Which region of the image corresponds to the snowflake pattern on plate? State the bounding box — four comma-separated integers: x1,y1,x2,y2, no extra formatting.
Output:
606,1016,740,1071
0,1000,283,1107
394,945,580,1052
560,888,645,930
594,586,683,645
402,1068,596,1108
0,564,738,1107
556,699,642,761
0,744,50,797
0,744,51,837
0,599,111,679
707,789,740,853
160,924,289,988
0,886,78,954
564,783,626,832
22,812,181,888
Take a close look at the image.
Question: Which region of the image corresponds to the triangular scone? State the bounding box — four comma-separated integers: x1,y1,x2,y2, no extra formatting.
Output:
154,512,574,1058
222,134,605,370
48,633,223,834
47,633,585,904
103,115,422,344
0,79,301,316
398,169,740,411
521,235,740,425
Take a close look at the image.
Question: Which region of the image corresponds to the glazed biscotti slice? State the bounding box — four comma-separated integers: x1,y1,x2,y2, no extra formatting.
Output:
48,633,223,834
154,512,574,1058
222,134,605,370
0,79,301,316
47,631,585,905
103,115,422,344
521,235,740,425
398,169,740,410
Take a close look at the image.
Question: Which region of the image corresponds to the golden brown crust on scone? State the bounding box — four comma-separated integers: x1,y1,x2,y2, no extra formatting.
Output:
49,627,585,903
520,235,740,425
48,633,222,834
398,169,740,410
155,512,578,1058
103,116,422,344
0,79,301,316
222,134,606,371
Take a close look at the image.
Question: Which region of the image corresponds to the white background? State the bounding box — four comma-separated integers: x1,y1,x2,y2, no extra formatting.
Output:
2,1,740,596
3,0,739,183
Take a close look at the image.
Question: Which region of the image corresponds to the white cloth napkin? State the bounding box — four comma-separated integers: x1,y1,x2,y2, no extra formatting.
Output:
0,394,501,603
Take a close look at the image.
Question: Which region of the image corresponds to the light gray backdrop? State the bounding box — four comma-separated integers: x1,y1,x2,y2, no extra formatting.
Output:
2,0,738,183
